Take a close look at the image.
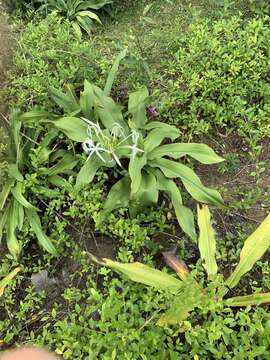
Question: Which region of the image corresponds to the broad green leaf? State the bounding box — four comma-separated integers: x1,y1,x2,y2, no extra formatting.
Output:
96,177,131,225
53,117,88,142
129,154,147,195
78,10,102,24
0,268,20,297
93,86,128,133
0,206,9,243
128,87,149,129
104,49,127,96
76,15,93,35
130,171,159,215
0,179,14,211
8,163,23,181
6,199,21,257
226,292,270,307
14,199,24,231
226,213,270,290
77,0,112,10
50,86,80,113
76,157,101,188
47,175,72,192
80,80,94,119
144,121,177,130
144,126,180,153
197,204,218,277
98,258,182,292
72,21,82,38
156,169,196,241
148,143,224,164
11,183,37,210
19,110,50,123
41,153,78,176
150,158,224,207
25,209,57,255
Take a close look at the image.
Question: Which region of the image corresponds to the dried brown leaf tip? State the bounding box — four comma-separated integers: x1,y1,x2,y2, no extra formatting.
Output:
163,249,189,281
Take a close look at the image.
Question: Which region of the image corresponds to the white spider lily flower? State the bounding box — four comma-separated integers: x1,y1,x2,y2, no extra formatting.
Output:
82,139,110,163
111,123,125,139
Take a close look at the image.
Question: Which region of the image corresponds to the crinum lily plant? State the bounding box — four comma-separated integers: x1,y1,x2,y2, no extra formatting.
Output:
20,50,224,241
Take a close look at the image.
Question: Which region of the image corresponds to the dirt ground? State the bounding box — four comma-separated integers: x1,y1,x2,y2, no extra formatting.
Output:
0,4,14,118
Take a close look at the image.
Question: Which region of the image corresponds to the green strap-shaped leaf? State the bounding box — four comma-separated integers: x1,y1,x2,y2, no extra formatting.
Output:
96,177,131,225
11,183,37,210
226,292,270,307
226,212,270,290
156,169,196,241
96,257,182,292
50,86,80,113
129,154,147,195
19,110,51,124
41,153,78,176
0,268,20,297
80,80,94,119
144,121,177,130
8,164,23,182
150,158,224,207
104,49,127,96
94,86,129,133
77,0,112,10
14,200,24,231
128,87,149,129
53,117,88,142
6,199,21,258
0,179,14,211
148,143,224,164
130,171,159,216
25,209,57,255
197,204,218,277
144,126,180,153
77,10,102,24
76,15,93,36
76,157,101,189
0,206,9,243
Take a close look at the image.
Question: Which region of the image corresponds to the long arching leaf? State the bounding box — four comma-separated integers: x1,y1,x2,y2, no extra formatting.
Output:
128,87,149,129
197,204,218,277
150,158,224,207
226,292,270,307
226,213,270,290
104,49,127,96
148,143,224,164
144,126,180,153
0,268,20,297
53,117,88,142
76,157,101,188
94,257,182,292
129,154,147,195
25,209,57,255
156,170,196,241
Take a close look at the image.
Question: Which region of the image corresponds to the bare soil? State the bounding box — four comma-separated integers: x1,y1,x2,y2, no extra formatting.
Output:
0,5,14,117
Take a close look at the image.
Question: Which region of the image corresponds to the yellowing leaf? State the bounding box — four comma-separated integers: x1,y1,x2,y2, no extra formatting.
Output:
197,204,218,277
226,292,270,307
226,212,270,290
0,268,20,297
97,258,182,293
